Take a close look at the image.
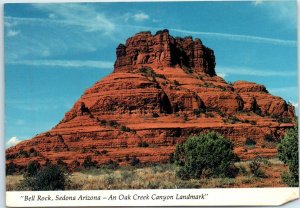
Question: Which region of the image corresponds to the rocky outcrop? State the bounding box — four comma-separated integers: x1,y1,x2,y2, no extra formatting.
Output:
6,30,295,171
114,29,216,76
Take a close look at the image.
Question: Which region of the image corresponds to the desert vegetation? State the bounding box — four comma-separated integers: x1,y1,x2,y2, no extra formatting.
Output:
278,122,299,187
6,130,296,190
6,158,288,191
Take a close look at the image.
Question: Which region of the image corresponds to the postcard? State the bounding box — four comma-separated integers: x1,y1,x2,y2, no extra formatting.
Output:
4,0,299,207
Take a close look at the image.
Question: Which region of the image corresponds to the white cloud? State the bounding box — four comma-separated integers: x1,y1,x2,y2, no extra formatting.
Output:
253,1,297,29
6,30,20,37
32,4,115,34
217,66,297,77
133,12,149,21
6,136,21,147
217,72,227,79
289,101,298,109
170,28,296,47
7,59,113,69
252,0,263,6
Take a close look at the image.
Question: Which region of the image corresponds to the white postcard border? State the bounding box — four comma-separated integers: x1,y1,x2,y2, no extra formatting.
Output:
6,188,299,207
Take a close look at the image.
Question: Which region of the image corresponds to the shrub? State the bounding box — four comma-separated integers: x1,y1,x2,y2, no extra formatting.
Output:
264,134,275,142
183,114,189,121
279,117,292,123
103,159,119,170
281,171,298,187
19,149,29,158
278,122,299,186
249,157,266,178
57,159,68,170
108,120,118,127
139,66,154,77
193,109,201,117
19,164,69,191
152,112,159,118
6,162,16,175
26,160,41,177
121,126,131,132
224,116,240,124
82,156,97,169
173,80,180,86
130,156,140,166
99,119,107,125
245,138,256,146
156,74,166,79
138,141,149,148
174,131,239,180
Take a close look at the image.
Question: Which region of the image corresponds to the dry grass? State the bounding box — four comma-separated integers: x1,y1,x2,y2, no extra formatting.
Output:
6,175,23,191
6,158,288,191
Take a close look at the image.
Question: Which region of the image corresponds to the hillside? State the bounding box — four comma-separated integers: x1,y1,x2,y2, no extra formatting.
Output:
6,29,295,171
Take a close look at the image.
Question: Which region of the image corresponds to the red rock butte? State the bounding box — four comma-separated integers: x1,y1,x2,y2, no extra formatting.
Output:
6,29,295,170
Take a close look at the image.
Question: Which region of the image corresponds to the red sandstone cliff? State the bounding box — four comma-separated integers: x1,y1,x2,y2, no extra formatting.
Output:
6,30,295,170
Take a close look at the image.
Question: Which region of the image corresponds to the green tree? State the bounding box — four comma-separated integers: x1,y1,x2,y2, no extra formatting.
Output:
19,164,69,191
278,122,299,187
26,160,41,177
174,131,239,180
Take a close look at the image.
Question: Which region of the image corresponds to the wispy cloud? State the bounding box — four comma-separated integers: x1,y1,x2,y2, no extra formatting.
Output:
252,0,297,29
6,30,20,37
252,0,263,6
170,28,296,47
32,4,115,34
7,59,114,69
6,136,21,147
217,72,227,79
217,66,297,77
117,24,296,47
133,12,149,21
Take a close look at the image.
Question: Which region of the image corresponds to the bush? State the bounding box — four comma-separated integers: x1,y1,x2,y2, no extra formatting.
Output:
278,122,299,186
249,157,266,178
193,109,201,117
6,162,16,175
173,80,180,86
19,164,69,191
26,160,41,177
103,159,119,170
264,134,275,142
130,156,140,166
82,156,97,169
99,119,107,125
245,138,256,146
152,112,159,118
108,120,118,127
138,141,149,148
174,131,239,180
121,126,131,132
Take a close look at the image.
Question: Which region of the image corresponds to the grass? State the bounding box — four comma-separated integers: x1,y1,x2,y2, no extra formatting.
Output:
6,175,23,191
6,158,288,191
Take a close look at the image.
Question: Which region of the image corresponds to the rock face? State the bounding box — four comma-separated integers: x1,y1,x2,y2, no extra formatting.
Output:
6,30,295,171
114,30,216,76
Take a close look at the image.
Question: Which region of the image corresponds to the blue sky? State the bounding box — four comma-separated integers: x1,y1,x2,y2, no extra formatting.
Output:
4,1,298,147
